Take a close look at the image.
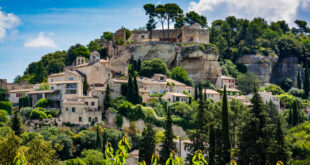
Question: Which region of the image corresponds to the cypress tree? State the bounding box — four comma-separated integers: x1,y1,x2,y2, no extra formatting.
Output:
238,84,271,165
185,84,208,161
126,64,134,102
159,103,175,164
133,74,141,104
95,125,101,150
304,61,309,98
194,84,198,101
288,108,293,126
103,84,112,110
10,112,23,136
222,86,231,163
209,125,215,165
139,124,156,165
297,70,302,89
204,88,207,101
292,101,299,126
102,131,107,154
83,75,89,96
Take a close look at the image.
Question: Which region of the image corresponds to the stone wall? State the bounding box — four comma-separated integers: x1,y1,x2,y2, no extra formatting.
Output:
237,55,303,85
113,29,126,44
108,42,221,83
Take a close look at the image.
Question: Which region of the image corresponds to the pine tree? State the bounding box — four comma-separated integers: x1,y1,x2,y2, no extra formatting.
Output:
95,125,101,150
126,64,141,104
10,112,23,136
238,84,272,165
159,103,176,164
222,86,231,163
83,75,89,96
297,70,302,89
139,124,156,165
267,100,278,123
304,61,309,98
103,84,112,110
185,84,208,161
292,101,299,126
209,125,215,165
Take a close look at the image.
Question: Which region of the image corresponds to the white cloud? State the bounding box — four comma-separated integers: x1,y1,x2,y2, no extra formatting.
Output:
0,7,21,40
24,32,56,48
188,0,310,25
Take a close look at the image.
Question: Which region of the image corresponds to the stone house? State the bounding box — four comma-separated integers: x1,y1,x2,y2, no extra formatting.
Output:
228,96,251,106
215,75,236,89
203,89,221,102
113,24,209,44
8,89,32,107
162,92,190,103
217,88,242,96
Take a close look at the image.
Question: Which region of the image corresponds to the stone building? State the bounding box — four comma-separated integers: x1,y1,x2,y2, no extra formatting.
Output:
215,75,236,89
247,91,281,110
203,89,221,102
113,24,209,44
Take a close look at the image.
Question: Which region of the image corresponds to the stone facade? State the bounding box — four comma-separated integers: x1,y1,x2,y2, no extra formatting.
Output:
247,91,281,110
215,75,236,89
203,89,221,102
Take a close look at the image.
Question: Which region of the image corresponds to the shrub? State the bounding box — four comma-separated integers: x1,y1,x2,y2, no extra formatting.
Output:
236,63,248,73
281,78,293,92
264,84,285,95
288,88,304,98
64,158,86,165
0,101,12,114
0,110,8,123
34,98,51,108
115,115,123,128
45,109,61,117
30,108,48,120
20,107,33,118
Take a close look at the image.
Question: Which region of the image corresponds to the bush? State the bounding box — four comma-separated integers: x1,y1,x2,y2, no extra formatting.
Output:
236,63,248,73
139,58,169,78
30,108,48,120
236,72,260,94
34,98,51,108
0,101,12,114
115,115,123,128
20,107,33,118
281,78,293,92
0,110,8,123
170,67,192,86
64,158,86,165
45,109,61,117
264,84,285,95
288,88,304,98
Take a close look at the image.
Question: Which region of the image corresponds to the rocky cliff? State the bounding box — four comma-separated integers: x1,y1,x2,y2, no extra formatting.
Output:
237,55,303,85
108,42,221,83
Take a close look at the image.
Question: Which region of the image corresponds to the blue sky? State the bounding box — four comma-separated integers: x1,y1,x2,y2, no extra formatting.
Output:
1,0,310,82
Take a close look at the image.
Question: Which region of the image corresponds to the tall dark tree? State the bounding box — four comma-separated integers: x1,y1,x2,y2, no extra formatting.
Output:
209,125,215,165
0,88,8,101
185,84,208,161
295,20,308,34
174,14,185,28
155,4,167,40
297,70,302,89
185,11,207,28
30,62,47,84
304,61,309,98
292,101,299,126
159,103,175,164
95,125,101,150
144,4,157,42
139,124,156,165
103,84,112,110
164,3,183,40
238,84,272,165
194,84,198,101
10,112,23,136
132,73,141,104
222,86,231,163
65,44,90,65
126,64,135,102
83,75,89,96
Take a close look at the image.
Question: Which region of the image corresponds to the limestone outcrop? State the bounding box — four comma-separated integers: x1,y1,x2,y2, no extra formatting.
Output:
108,42,221,83
237,54,303,85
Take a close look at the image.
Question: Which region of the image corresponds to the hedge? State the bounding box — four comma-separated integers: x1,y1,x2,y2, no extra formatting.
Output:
30,108,48,120
0,101,12,114
34,98,51,108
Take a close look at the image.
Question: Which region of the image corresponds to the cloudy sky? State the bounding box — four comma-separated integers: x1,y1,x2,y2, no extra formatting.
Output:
0,0,310,82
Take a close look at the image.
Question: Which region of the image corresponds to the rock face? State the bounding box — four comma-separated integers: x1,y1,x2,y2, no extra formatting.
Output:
237,55,303,85
108,42,221,83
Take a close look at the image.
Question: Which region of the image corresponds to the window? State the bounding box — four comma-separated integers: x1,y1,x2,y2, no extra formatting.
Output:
188,90,191,94
176,90,179,93
65,83,77,94
85,102,88,105
79,117,82,122
95,117,98,122
160,90,163,94
51,86,54,90
72,107,75,112
166,89,169,92
108,73,111,78
66,107,68,111
152,89,155,94
88,117,91,122
160,77,164,81
69,77,74,81
51,78,53,82
91,102,95,106
176,97,180,101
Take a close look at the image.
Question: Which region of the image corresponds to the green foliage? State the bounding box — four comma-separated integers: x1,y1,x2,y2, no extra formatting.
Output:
65,44,90,66
101,31,113,41
304,62,310,98
30,61,48,84
139,124,156,165
18,96,32,109
127,64,142,104
0,109,8,123
20,107,33,118
0,88,8,101
104,84,112,110
288,88,304,97
37,83,50,91
170,67,192,86
122,27,132,40
222,86,231,163
34,98,51,108
30,108,48,120
73,130,96,156
0,101,12,114
81,149,105,165
281,78,293,92
144,4,157,42
236,72,260,94
264,84,285,95
0,131,22,165
140,58,169,78
64,158,86,165
221,60,240,78
185,11,207,28
287,121,310,159
10,112,24,136
87,40,101,52
115,115,123,128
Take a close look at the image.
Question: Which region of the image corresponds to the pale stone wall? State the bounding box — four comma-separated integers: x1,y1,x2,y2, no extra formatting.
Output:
77,62,113,86
113,29,126,44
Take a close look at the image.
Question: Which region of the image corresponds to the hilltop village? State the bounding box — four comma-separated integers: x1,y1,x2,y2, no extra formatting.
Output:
1,3,310,165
